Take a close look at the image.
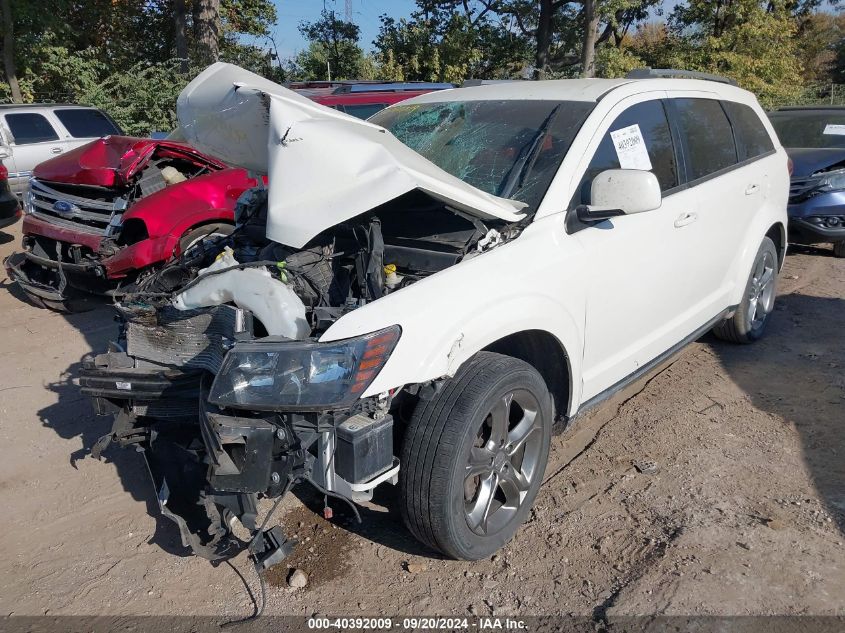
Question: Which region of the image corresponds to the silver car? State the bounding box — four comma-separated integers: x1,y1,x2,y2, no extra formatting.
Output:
0,104,123,195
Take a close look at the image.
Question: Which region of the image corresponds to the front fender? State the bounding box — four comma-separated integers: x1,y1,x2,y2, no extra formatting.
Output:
102,207,234,276
320,220,586,414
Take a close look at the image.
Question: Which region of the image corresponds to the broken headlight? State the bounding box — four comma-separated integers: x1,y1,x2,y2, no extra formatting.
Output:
208,326,401,410
818,168,845,192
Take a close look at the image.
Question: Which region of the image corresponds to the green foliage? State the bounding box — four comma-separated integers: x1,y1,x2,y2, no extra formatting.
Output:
1,0,277,127
295,9,365,80
610,1,807,108
0,0,841,132
82,60,192,135
373,4,533,82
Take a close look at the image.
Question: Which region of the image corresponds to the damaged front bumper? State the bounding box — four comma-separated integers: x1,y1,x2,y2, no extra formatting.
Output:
3,250,106,310
78,304,399,564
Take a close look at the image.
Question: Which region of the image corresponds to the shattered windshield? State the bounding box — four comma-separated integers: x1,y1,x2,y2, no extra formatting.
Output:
370,99,594,212
769,111,845,148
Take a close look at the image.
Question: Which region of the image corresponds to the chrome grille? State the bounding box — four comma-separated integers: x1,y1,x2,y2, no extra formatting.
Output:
789,174,824,203
28,178,124,235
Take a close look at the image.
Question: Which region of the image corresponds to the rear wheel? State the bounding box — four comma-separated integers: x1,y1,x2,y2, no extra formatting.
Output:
400,352,552,560
834,240,845,258
713,236,778,344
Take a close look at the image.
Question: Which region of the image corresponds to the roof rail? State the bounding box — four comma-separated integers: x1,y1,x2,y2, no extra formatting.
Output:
461,79,522,87
625,68,737,86
331,82,454,94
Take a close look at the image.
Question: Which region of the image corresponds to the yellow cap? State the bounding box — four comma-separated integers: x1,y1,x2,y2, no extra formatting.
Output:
384,263,397,274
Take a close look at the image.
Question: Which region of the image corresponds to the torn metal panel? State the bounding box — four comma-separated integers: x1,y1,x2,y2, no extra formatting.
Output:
176,62,526,249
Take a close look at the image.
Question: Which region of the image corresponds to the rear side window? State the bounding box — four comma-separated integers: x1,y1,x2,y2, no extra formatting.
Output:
574,99,678,205
342,103,387,119
54,108,121,138
5,113,59,144
673,98,737,181
722,101,774,161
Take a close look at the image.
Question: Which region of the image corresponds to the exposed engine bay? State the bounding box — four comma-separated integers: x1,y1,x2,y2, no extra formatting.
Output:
79,181,520,564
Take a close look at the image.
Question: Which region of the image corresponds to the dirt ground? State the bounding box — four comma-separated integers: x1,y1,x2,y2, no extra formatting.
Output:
0,219,843,624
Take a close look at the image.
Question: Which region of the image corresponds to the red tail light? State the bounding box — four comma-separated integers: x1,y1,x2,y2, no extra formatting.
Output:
0,163,7,180
787,157,794,177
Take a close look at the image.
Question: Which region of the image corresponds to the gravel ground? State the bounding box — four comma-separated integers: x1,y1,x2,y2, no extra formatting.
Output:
0,221,843,624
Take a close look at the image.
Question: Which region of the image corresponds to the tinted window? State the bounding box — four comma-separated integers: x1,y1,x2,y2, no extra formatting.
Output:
342,103,387,119
54,109,121,138
723,101,774,160
5,113,59,144
574,99,678,205
372,100,595,212
768,111,845,148
674,98,737,181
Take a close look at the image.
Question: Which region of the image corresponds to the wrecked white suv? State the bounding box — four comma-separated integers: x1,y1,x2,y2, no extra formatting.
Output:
79,64,788,566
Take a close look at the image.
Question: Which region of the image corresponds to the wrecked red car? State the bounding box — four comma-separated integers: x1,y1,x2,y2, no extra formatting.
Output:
4,135,257,310
3,84,451,311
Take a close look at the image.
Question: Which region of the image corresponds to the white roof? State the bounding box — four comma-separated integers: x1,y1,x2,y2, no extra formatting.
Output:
409,79,635,103
402,76,756,105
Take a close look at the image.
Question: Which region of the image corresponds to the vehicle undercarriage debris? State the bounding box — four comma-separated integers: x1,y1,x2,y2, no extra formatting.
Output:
79,161,522,567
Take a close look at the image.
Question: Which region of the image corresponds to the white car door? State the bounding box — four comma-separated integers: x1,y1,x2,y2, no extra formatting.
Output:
1,110,65,194
666,95,774,315
567,94,706,402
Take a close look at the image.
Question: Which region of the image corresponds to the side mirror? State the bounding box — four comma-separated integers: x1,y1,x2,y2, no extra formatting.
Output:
577,169,662,223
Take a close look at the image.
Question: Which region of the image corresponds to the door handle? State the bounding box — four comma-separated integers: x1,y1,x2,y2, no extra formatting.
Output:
745,183,760,195
50,147,63,154
674,212,698,228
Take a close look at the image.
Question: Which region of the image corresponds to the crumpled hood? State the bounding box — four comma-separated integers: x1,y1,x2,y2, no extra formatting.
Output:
33,136,223,188
176,62,526,249
786,147,845,178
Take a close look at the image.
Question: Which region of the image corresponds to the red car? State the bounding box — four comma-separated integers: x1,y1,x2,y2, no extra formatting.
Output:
4,135,254,310
0,161,21,230
302,82,454,119
4,83,451,310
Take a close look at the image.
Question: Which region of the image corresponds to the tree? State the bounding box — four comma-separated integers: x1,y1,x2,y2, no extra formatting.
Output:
298,9,363,80
193,0,220,65
0,0,21,102
581,0,599,77
373,2,532,81
174,0,189,73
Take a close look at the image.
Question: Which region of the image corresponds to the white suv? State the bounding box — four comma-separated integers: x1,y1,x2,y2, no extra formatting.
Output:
0,104,122,195
80,64,788,565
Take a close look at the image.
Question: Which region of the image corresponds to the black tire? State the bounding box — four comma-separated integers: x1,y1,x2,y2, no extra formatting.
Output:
834,241,845,258
177,222,233,255
713,236,779,344
400,351,553,560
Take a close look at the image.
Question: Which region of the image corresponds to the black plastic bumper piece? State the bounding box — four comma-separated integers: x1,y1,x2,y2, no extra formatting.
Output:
789,218,845,244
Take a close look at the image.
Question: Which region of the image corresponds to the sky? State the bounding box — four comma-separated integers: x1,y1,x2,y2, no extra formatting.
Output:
271,0,419,58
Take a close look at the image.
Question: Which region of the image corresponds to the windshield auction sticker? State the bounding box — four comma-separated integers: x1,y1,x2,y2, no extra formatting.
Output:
823,124,845,135
610,124,653,170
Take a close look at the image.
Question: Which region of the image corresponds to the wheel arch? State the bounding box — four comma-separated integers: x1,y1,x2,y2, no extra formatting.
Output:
482,329,572,423
766,221,787,270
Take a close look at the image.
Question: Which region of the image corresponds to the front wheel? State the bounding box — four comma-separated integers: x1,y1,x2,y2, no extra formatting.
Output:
713,236,778,344
400,352,552,560
177,222,234,256
833,240,845,258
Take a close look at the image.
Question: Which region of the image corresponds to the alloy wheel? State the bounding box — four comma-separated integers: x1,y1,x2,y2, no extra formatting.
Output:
746,249,776,331
464,389,544,536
